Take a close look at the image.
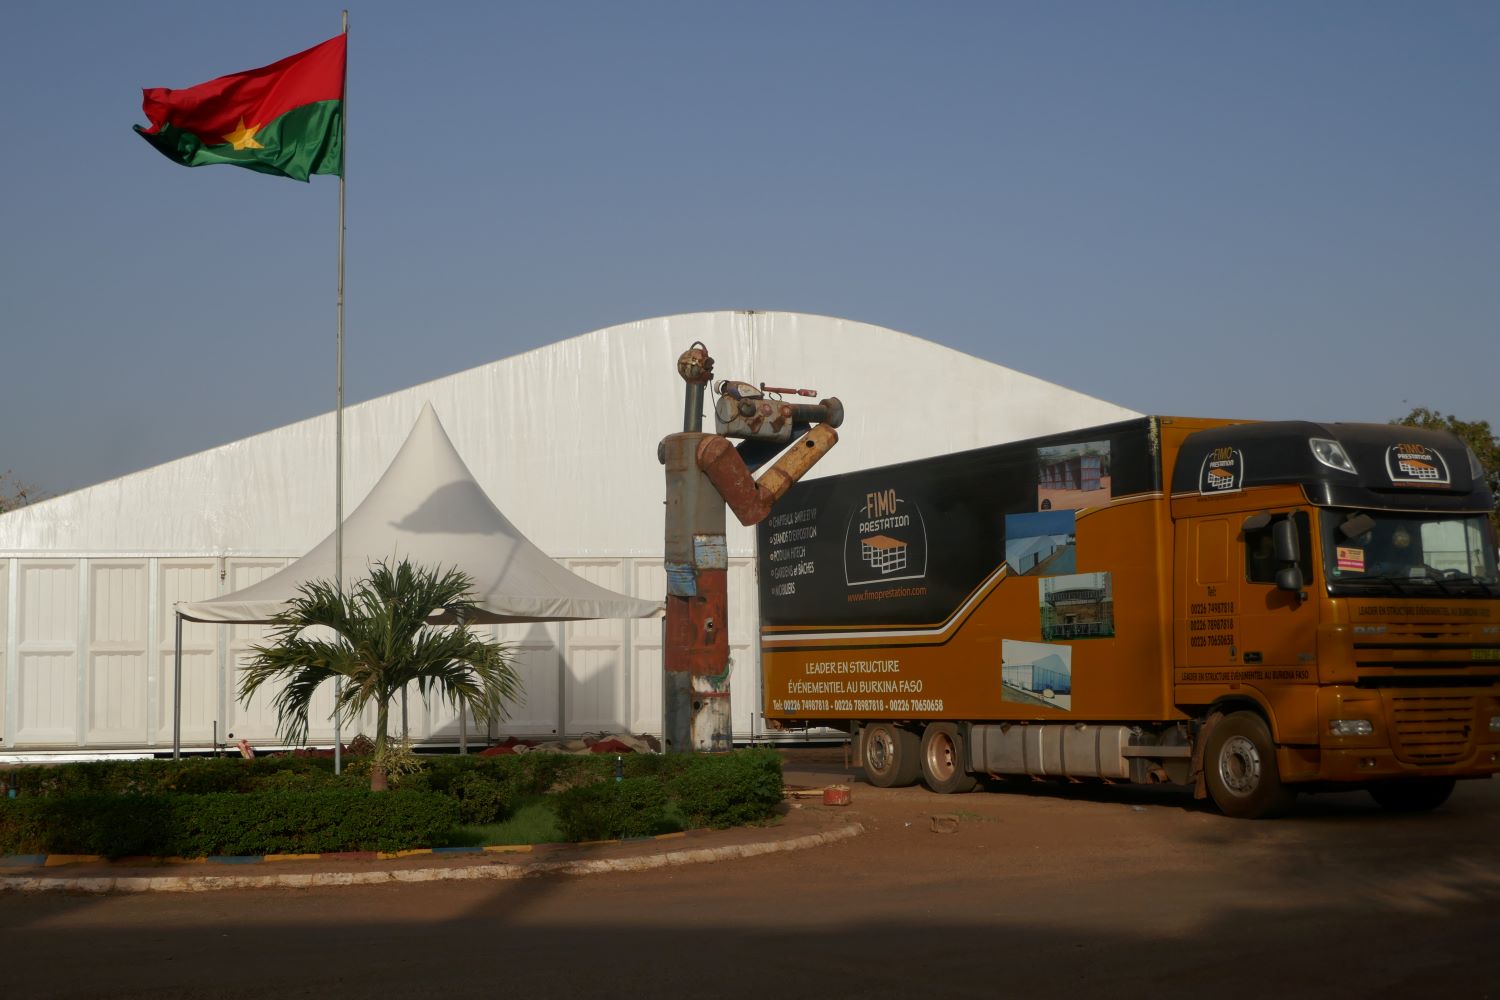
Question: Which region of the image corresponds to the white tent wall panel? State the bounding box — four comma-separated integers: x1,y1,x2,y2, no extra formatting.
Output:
490,625,563,738
86,560,150,745
157,560,221,746
630,561,666,735
564,644,627,736
224,559,286,744
0,560,9,746
15,560,80,745
562,558,630,735
726,559,762,738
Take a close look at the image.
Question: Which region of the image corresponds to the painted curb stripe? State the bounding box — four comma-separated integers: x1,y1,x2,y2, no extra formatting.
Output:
0,825,781,872
0,823,865,894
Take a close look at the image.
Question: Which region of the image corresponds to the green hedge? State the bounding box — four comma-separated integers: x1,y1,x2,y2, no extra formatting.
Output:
553,748,783,840
0,748,785,852
554,777,679,841
670,749,785,828
1,756,343,799
0,789,459,859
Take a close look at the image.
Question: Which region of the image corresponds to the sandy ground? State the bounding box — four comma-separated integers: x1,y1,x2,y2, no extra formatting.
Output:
3,749,1499,998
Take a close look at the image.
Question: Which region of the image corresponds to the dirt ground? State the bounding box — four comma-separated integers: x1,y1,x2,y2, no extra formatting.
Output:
4,749,1500,999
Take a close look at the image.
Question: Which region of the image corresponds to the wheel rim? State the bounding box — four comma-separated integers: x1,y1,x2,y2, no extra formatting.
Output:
1217,734,1262,796
867,729,894,774
926,730,958,782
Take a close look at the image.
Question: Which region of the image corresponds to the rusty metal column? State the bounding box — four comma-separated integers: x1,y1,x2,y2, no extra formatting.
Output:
661,434,732,752
661,344,732,752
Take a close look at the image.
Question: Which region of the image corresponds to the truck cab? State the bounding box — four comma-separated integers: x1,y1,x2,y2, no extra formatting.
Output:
1170,421,1500,816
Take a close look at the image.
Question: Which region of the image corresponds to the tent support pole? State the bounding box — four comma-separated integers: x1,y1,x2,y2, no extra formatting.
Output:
172,612,183,760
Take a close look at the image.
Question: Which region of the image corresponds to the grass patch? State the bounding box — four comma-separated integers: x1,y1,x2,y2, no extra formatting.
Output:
447,798,566,846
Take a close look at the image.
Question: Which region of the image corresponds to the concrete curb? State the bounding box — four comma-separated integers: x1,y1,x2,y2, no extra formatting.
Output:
0,822,864,894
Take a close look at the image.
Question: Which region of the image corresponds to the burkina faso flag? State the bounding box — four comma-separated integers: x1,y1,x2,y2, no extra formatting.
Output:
134,34,344,182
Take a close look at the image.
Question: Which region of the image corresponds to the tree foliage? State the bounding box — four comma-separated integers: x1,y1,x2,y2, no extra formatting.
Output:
1392,407,1500,529
240,559,522,791
0,470,46,513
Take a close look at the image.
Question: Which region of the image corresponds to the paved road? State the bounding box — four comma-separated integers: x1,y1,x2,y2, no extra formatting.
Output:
4,753,1499,999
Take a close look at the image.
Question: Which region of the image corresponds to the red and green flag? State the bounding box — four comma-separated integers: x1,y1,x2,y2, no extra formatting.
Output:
134,34,345,182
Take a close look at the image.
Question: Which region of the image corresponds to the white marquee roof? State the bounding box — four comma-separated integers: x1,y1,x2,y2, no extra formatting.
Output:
0,311,1141,558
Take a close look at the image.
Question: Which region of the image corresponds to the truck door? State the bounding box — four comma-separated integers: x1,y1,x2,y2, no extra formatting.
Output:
1235,510,1317,680
1177,517,1238,670
1176,511,1317,674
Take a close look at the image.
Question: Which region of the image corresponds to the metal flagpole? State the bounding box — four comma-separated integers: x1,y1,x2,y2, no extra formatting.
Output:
333,8,349,775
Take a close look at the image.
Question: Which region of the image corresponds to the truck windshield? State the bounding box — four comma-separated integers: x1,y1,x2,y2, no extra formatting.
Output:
1320,510,1500,597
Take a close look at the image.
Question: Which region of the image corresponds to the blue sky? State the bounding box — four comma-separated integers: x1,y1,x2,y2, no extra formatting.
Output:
3,1,1496,496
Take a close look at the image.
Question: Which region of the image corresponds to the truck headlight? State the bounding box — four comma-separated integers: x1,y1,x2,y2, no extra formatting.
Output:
1490,716,1500,733
1329,719,1374,737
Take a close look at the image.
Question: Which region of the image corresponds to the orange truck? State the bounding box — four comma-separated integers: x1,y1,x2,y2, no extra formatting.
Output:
757,416,1500,817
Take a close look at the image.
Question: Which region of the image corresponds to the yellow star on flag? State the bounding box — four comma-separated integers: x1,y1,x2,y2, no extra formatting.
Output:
223,118,264,150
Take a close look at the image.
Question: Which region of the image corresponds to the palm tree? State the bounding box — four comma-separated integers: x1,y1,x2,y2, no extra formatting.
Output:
240,558,521,791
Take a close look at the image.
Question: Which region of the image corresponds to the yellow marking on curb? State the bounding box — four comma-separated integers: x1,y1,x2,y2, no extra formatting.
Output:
263,854,322,863
482,844,534,854
653,832,688,840
377,848,434,859
44,854,103,867
577,839,620,847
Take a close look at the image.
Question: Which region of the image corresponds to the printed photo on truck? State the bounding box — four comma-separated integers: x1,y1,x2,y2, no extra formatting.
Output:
1039,571,1114,640
1037,440,1111,511
1005,510,1077,576
1001,639,1073,711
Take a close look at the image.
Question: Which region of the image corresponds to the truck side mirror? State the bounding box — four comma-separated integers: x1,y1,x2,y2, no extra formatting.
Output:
1272,517,1300,563
1272,518,1305,594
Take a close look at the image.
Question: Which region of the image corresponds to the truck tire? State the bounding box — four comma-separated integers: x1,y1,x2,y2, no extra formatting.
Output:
1368,778,1455,812
1203,711,1296,819
919,723,978,794
860,722,921,788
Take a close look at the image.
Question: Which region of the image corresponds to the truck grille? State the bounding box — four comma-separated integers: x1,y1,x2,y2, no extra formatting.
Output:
1352,622,1500,683
1385,693,1475,764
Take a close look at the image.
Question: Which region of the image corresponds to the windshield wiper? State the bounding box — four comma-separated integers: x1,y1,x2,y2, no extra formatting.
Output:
1372,573,1419,595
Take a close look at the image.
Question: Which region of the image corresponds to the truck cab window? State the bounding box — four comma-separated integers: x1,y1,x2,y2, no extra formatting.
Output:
1244,512,1311,584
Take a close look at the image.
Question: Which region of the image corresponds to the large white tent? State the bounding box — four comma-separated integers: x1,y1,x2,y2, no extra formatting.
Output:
0,311,1140,753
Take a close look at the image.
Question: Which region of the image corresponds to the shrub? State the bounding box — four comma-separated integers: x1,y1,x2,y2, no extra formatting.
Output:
0,748,785,850
4,756,339,799
450,772,514,825
670,749,783,828
0,789,459,858
554,777,679,841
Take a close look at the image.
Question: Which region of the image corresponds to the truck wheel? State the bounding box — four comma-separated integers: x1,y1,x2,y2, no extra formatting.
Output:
1368,778,1456,812
1203,711,1296,819
920,723,978,794
860,722,920,788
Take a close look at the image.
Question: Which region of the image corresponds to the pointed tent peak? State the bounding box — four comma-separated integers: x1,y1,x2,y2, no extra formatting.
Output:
349,402,496,523
174,401,663,625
